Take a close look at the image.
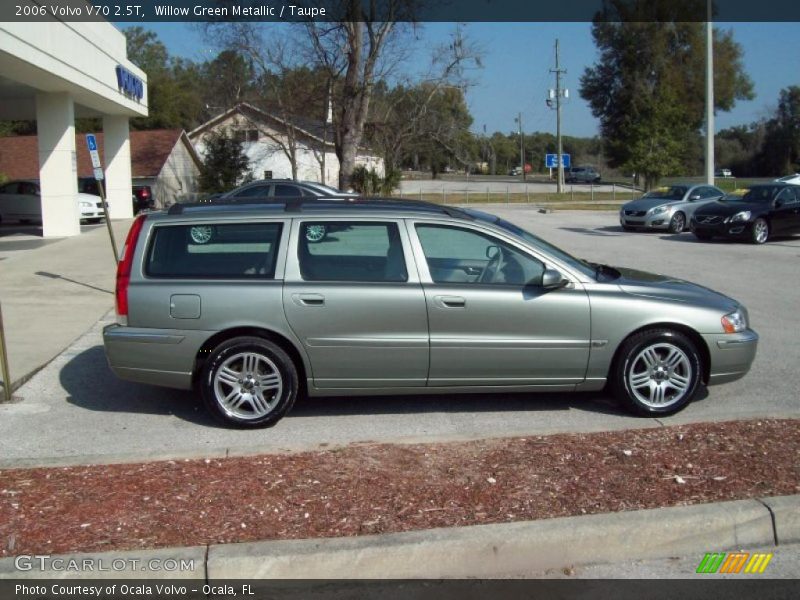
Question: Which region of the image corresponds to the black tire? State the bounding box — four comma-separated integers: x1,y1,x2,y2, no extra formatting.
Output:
693,231,713,241
201,336,299,428
668,211,686,234
622,225,636,232
611,329,702,416
751,218,769,244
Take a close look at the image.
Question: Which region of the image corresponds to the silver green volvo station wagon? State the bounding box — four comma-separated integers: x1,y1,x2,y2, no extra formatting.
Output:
103,199,758,428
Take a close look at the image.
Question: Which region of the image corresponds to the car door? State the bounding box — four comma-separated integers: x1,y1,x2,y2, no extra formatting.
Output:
282,218,429,389
771,187,800,234
409,221,591,387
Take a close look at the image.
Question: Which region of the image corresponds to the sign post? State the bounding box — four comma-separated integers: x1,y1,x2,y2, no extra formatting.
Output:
86,134,119,264
0,302,12,403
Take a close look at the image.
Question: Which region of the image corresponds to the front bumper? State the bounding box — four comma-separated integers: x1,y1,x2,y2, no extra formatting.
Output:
690,217,753,240
702,329,759,385
619,212,672,230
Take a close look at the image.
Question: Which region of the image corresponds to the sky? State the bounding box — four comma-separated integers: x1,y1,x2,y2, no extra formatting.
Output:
139,21,800,139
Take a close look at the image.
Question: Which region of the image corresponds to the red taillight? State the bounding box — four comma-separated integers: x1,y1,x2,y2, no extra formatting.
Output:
139,188,151,199
115,214,147,322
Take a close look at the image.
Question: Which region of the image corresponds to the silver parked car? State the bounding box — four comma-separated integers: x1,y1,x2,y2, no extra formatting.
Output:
104,199,758,428
620,184,725,233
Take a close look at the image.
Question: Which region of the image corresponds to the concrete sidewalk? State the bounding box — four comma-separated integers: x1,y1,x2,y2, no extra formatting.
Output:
0,219,132,393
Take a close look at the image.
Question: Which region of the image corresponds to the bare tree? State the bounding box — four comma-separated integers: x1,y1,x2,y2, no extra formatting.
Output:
204,24,329,181
303,0,419,189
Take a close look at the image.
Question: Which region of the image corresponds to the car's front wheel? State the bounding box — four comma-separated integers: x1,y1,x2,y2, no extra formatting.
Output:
612,329,702,416
201,336,299,428
751,218,769,244
668,212,686,233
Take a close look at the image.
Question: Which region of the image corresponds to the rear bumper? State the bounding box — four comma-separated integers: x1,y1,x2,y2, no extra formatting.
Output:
103,324,197,390
703,329,759,385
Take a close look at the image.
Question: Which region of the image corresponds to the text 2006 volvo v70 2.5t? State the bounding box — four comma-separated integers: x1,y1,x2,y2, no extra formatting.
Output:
103,199,758,428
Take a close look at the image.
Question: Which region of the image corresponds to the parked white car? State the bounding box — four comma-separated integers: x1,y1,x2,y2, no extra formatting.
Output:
0,179,105,224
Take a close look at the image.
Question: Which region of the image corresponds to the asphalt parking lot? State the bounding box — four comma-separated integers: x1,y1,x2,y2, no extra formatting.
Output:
1,208,798,467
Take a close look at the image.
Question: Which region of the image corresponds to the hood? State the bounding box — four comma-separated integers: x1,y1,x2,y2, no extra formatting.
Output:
621,196,678,212
614,266,737,311
78,193,101,202
694,199,764,217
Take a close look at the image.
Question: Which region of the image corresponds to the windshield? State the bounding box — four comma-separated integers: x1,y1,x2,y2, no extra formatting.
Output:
725,186,778,203
304,182,345,194
643,186,687,200
465,209,597,279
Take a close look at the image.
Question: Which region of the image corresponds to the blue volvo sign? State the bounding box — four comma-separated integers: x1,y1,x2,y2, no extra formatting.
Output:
115,65,144,101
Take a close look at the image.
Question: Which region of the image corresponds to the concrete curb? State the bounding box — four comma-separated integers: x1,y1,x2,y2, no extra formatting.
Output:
206,498,775,578
3,495,797,580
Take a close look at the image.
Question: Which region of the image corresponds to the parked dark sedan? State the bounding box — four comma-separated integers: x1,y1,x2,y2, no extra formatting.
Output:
690,184,800,244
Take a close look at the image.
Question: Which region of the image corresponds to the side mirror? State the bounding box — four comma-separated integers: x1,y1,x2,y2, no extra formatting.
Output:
774,198,784,208
541,268,568,289
486,245,500,259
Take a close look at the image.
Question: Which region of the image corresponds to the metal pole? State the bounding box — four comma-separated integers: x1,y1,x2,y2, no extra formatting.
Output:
0,302,12,403
96,179,119,264
506,186,509,203
705,3,715,185
520,113,524,179
613,183,616,202
551,39,567,194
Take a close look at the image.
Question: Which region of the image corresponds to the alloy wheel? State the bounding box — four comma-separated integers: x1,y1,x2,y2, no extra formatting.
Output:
213,352,283,420
627,342,692,409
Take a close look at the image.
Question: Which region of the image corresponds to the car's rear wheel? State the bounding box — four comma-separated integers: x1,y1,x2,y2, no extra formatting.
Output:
305,224,327,243
751,218,769,244
668,212,686,234
611,329,702,416
201,336,298,428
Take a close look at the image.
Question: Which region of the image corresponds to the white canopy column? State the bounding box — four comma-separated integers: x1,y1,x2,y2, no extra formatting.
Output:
36,92,80,238
103,115,134,219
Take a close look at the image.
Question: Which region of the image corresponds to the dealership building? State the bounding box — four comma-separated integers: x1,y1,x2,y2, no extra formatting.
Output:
0,18,147,237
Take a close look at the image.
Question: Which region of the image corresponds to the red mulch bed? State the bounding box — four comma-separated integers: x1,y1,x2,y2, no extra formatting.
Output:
1,419,798,557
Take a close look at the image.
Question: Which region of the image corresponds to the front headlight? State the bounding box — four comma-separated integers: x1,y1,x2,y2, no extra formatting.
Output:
721,308,748,333
650,205,669,215
80,201,93,208
726,210,751,224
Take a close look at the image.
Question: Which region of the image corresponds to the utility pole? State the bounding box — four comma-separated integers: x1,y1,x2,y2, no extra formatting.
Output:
704,1,715,185
518,112,524,179
550,39,568,193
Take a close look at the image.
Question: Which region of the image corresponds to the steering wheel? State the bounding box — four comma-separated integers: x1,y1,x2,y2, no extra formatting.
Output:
480,248,504,283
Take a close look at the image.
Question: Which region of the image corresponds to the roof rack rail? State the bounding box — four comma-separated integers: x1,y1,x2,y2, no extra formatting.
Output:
166,196,474,219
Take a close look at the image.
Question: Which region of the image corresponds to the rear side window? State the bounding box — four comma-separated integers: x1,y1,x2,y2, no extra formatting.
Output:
146,222,283,279
298,222,407,282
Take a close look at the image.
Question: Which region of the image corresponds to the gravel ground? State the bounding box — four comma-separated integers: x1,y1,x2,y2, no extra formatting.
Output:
1,419,797,557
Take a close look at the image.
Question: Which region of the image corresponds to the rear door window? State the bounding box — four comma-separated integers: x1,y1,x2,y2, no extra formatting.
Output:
298,222,407,282
146,222,283,279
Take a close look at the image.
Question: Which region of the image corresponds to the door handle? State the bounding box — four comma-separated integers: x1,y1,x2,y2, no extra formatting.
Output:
434,295,466,308
292,293,325,307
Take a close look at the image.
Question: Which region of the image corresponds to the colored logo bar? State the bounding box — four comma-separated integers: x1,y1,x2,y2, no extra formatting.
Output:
696,552,773,574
